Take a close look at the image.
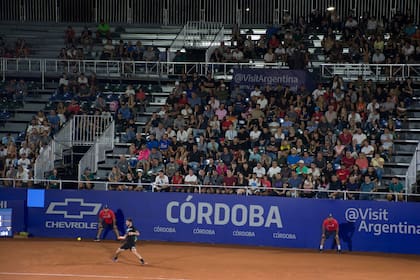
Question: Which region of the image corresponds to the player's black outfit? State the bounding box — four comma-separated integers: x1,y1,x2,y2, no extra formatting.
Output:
120,225,137,250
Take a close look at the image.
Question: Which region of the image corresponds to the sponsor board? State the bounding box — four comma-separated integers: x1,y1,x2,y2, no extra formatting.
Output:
2,189,420,254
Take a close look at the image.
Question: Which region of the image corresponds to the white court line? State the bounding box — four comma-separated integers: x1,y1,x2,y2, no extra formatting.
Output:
0,272,129,279
143,278,190,280
0,272,191,280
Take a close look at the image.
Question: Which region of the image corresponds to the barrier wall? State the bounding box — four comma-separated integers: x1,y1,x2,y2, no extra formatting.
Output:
1,188,420,254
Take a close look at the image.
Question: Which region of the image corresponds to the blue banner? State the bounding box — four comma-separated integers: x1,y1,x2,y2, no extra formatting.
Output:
231,68,316,93
0,188,27,233
2,188,420,254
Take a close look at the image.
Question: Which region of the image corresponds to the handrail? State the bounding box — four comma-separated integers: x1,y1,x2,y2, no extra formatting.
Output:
77,120,115,180
1,178,418,202
321,63,420,81
3,58,420,84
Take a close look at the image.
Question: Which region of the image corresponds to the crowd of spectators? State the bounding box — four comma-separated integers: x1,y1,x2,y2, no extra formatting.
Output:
0,36,30,58
209,9,420,68
1,8,418,200
101,67,412,201
317,9,420,63
59,20,162,64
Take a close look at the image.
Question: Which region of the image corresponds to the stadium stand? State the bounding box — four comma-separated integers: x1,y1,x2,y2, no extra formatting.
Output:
1,2,420,202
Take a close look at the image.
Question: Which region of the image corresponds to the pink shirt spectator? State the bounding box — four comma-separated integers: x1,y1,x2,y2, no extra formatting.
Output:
137,148,150,161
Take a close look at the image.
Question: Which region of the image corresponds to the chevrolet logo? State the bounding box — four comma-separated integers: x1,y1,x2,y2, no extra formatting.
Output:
46,198,102,219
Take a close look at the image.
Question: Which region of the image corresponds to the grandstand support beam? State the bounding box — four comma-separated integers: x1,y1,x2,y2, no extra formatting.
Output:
163,9,168,25
236,8,241,26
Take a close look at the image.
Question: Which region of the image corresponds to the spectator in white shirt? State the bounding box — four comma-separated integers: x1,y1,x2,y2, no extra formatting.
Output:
267,161,281,178
312,84,325,101
153,170,169,192
371,49,385,63
253,162,266,178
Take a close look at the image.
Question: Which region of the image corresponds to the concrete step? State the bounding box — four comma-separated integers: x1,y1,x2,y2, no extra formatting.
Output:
383,166,409,176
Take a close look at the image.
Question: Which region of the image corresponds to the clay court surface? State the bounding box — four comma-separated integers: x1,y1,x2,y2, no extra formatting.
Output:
0,239,419,280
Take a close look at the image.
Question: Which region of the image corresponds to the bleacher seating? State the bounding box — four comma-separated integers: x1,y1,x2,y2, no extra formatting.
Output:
1,12,420,198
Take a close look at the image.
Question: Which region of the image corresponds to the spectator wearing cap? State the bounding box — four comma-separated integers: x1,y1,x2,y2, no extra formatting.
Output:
295,160,309,176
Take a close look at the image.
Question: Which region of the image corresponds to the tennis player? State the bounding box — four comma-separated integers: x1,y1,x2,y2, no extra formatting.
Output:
113,218,147,265
319,213,342,253
94,205,120,241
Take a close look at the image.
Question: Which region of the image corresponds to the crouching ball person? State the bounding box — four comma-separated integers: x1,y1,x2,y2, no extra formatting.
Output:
95,205,120,241
113,218,147,265
319,213,342,253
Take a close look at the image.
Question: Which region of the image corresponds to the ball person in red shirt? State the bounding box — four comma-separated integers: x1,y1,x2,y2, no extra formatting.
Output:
94,205,120,241
319,213,342,253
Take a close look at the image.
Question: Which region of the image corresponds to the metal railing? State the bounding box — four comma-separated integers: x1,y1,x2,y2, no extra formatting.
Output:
406,143,420,194
1,178,419,203
321,64,420,81
3,58,420,85
33,115,114,180
205,27,226,63
78,120,115,180
1,0,418,25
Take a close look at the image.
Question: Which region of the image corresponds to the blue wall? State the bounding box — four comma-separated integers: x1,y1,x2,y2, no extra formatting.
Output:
1,188,420,254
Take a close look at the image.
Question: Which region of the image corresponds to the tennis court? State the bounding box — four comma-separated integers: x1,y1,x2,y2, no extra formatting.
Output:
0,238,419,280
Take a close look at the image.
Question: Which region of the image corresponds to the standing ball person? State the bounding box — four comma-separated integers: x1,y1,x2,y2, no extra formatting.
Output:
319,213,342,253
113,218,147,265
94,205,120,241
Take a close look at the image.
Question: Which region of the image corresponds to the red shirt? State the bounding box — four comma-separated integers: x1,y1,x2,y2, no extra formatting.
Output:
323,217,339,232
336,168,350,182
342,155,355,169
99,209,116,224
339,132,353,145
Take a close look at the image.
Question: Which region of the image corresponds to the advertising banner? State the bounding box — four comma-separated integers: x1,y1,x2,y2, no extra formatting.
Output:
21,190,420,254
230,68,316,93
0,188,27,233
2,188,420,254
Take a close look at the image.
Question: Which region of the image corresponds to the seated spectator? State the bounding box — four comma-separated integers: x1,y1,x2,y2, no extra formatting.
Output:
101,39,115,59
46,168,61,189
15,38,30,58
80,26,94,53
14,164,29,188
64,25,76,46
143,46,156,61
79,167,95,189
387,177,404,201
96,19,111,40
359,175,375,200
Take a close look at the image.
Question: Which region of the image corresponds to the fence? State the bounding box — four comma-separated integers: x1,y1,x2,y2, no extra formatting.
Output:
33,115,114,180
77,121,115,180
1,179,419,203
0,0,419,25
321,63,420,82
3,58,420,86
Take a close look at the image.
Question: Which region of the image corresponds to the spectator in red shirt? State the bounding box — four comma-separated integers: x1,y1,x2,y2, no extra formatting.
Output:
66,98,81,116
341,151,355,169
95,205,120,241
336,163,350,182
338,128,353,146
319,214,342,253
